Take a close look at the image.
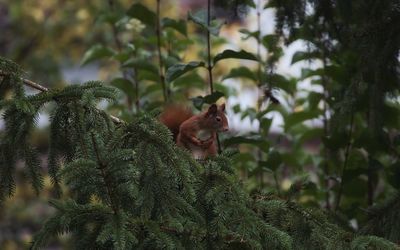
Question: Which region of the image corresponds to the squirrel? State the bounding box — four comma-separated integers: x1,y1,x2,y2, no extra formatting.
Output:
159,103,229,159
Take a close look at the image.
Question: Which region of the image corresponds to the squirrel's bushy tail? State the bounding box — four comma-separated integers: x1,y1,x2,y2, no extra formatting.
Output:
159,104,193,141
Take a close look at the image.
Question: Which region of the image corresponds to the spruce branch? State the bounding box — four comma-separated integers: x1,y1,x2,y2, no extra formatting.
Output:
0,71,124,124
90,133,119,214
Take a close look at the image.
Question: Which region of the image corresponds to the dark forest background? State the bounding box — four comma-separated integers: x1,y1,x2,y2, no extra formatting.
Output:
0,0,399,249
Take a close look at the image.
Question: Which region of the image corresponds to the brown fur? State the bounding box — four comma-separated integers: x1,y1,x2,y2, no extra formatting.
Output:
160,104,229,159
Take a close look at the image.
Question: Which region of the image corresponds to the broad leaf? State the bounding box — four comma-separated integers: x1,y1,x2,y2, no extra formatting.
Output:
126,3,156,27
166,61,205,83
213,50,258,65
188,10,207,29
265,150,282,171
81,45,114,66
298,128,324,146
223,66,257,82
291,51,319,65
191,91,224,110
266,74,296,94
188,10,223,36
259,118,273,136
111,78,135,99
203,91,224,104
162,18,187,36
239,29,260,41
122,59,158,75
172,72,204,90
285,110,321,131
301,68,324,79
308,91,323,109
388,163,400,189
224,135,267,147
262,34,280,50
241,108,257,122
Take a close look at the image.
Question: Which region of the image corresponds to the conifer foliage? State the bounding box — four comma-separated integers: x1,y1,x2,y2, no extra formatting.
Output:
0,57,292,249
1,56,399,249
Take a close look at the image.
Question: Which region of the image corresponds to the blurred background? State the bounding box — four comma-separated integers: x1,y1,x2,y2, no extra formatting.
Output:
1,0,400,248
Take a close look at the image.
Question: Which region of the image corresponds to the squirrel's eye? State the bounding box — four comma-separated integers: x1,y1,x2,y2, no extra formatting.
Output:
216,116,221,122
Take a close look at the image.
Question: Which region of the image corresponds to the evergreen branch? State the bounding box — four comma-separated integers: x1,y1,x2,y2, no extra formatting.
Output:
90,133,119,214
0,71,124,124
0,71,47,91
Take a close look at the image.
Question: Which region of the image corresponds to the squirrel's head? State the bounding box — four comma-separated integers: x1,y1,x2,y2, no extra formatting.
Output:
204,103,229,132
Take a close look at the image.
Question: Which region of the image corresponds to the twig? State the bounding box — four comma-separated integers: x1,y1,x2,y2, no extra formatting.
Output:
335,111,355,211
205,0,222,154
206,0,214,94
321,47,331,210
256,0,265,188
0,72,123,124
156,0,167,102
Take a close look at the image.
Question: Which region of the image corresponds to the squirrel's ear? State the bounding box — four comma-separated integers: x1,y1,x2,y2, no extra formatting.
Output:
219,103,226,112
207,104,218,115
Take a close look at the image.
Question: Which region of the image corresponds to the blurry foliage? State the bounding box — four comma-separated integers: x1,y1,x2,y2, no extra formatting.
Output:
1,0,400,249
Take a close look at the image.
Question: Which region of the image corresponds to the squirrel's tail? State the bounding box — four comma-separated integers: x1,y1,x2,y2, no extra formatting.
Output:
159,104,193,141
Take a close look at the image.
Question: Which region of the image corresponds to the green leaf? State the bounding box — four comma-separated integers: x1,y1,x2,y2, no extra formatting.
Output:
166,61,205,83
244,0,256,8
126,3,156,27
110,78,135,99
264,74,296,94
262,34,280,50
347,149,368,170
142,83,162,97
388,163,400,189
264,1,275,8
187,10,223,36
343,178,366,197
223,66,257,82
172,72,204,90
322,132,348,150
261,150,282,171
393,134,400,147
191,91,225,110
213,49,258,65
369,158,384,172
239,29,260,41
291,51,319,65
81,45,114,66
162,18,187,36
224,135,269,152
122,59,158,75
188,10,207,29
260,118,272,136
309,92,323,109
98,12,120,25
285,110,321,131
241,108,257,122
203,91,224,104
298,128,324,145
301,68,324,79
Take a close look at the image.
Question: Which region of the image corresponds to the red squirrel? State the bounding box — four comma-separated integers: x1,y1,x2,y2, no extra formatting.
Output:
159,103,229,159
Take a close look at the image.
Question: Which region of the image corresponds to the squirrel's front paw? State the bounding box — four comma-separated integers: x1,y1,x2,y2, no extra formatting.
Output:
200,138,213,149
